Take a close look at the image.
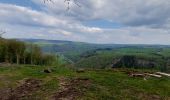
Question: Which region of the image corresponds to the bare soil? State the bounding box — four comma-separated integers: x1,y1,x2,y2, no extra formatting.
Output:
52,77,91,100
0,78,42,100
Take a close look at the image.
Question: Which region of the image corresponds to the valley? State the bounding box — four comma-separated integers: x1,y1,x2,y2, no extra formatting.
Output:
21,39,170,72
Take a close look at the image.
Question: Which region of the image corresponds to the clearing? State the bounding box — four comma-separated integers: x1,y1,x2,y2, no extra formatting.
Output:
0,65,170,100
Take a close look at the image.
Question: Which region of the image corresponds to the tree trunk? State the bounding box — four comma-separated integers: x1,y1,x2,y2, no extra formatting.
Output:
31,55,33,65
5,55,9,63
16,54,20,65
23,56,26,64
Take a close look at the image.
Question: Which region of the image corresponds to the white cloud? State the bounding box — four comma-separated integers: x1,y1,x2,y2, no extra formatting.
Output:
0,3,68,27
49,29,72,36
32,0,170,28
1,1,170,44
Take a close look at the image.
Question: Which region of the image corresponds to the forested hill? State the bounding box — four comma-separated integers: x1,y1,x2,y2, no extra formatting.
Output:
17,39,170,72
18,39,122,62
18,39,170,59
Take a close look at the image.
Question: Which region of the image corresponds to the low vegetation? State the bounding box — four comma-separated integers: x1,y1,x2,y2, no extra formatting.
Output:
0,66,169,100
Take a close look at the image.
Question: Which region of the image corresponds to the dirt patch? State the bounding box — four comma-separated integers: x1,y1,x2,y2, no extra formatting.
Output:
0,78,42,100
138,93,162,100
52,77,91,100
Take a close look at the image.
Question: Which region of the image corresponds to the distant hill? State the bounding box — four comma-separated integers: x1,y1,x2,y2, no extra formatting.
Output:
18,39,170,72
18,39,170,51
18,39,126,62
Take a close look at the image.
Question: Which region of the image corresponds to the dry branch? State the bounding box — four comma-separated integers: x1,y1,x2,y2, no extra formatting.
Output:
0,30,6,38
43,0,81,11
146,73,162,78
156,72,170,77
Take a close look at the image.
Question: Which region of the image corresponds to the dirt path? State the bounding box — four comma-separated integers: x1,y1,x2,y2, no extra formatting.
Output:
52,77,91,100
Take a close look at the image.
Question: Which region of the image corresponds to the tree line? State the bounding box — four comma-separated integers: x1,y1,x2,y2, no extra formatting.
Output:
0,38,56,65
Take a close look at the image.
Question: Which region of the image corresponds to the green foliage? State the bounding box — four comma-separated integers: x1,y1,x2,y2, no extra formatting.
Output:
0,38,56,66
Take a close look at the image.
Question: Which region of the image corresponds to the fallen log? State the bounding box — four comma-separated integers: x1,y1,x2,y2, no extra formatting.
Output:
146,73,162,78
76,69,85,73
127,71,163,79
129,73,146,77
156,72,170,77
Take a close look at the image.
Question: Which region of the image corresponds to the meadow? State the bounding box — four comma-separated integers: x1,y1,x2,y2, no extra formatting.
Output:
0,65,170,100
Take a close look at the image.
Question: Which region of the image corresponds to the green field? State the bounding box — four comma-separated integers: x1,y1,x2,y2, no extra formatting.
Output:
0,65,170,100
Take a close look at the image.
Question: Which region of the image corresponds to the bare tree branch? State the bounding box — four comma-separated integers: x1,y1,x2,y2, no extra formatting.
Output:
44,0,54,4
64,0,71,11
44,0,81,11
0,29,6,38
73,0,81,7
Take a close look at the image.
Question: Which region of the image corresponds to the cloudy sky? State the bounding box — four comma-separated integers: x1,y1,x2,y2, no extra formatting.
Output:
0,0,170,44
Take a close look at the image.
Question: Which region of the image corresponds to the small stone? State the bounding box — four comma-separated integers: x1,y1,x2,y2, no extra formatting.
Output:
44,68,52,73
76,69,85,73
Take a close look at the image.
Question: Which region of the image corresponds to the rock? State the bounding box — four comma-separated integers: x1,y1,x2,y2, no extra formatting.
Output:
112,55,156,69
0,62,11,67
76,69,85,73
44,68,52,73
112,55,137,68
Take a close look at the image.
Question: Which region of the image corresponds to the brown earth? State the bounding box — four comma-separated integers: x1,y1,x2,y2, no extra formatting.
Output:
0,78,42,100
52,77,91,100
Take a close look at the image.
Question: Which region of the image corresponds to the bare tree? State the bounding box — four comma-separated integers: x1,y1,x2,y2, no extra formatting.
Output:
0,29,6,38
44,0,81,11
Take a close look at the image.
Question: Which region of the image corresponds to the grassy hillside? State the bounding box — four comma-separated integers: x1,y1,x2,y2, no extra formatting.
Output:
0,65,170,100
